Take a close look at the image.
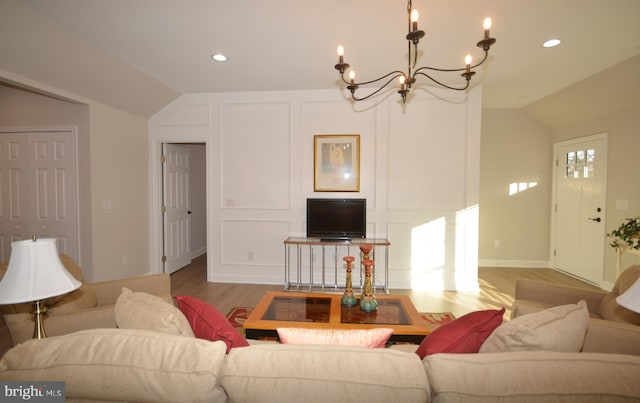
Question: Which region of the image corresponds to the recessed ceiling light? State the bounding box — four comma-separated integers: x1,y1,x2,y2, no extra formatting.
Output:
543,39,561,48
211,53,228,62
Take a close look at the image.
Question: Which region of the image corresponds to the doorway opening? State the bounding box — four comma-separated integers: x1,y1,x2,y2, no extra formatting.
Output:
160,142,207,274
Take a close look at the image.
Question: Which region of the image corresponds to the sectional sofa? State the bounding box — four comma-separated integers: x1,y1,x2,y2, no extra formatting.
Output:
1,258,640,402
1,327,639,402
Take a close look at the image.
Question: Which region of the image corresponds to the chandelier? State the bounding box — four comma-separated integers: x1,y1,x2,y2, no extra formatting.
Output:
333,0,496,103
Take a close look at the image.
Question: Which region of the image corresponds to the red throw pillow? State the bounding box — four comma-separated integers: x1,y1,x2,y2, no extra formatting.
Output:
415,307,505,359
175,295,249,353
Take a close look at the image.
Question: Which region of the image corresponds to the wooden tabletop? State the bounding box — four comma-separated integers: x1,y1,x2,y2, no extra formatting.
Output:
244,291,430,341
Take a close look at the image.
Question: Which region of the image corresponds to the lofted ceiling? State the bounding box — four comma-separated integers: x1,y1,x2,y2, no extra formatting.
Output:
5,0,640,117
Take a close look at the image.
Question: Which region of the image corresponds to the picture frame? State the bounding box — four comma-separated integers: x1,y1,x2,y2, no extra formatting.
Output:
314,134,360,192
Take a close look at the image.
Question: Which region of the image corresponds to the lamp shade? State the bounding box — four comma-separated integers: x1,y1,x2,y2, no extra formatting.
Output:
616,277,640,314
0,238,81,304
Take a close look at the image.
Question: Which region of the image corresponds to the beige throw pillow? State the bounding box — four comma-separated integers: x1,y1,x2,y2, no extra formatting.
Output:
479,300,589,353
115,287,194,337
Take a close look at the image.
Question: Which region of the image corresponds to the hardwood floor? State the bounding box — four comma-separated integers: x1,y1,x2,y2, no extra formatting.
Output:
0,253,599,357
171,254,600,320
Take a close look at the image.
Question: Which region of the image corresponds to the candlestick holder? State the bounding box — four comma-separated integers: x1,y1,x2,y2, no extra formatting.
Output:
360,259,377,312
341,256,357,307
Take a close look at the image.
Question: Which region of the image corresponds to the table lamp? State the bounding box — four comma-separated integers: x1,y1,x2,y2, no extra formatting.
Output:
0,237,81,339
616,277,640,314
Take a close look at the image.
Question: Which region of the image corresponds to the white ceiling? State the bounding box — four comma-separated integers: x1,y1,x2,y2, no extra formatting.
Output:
13,0,640,112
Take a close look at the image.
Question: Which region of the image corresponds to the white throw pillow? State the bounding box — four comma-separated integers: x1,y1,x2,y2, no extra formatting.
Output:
479,300,589,353
277,327,393,348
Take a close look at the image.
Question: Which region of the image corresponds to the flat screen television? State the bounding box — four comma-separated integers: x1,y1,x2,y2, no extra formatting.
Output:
306,198,366,241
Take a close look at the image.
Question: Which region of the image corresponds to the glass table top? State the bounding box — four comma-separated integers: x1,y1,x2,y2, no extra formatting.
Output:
262,295,410,325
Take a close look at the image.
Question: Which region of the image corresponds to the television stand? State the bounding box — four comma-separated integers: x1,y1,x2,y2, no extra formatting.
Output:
283,237,390,293
320,238,351,243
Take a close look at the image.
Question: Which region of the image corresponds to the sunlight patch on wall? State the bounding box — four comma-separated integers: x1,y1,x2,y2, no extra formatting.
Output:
509,182,538,196
410,217,446,290
454,204,480,291
408,206,479,291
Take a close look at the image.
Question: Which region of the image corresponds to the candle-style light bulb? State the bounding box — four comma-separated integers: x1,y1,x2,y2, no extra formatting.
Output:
411,9,419,32
337,45,345,63
349,70,355,84
483,17,492,39
399,75,406,90
465,55,472,73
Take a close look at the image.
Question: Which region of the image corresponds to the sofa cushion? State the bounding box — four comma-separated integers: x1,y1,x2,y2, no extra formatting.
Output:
599,265,640,325
480,300,589,353
221,343,429,403
424,351,640,402
175,295,249,353
115,287,194,337
0,328,228,403
277,327,393,348
415,308,504,359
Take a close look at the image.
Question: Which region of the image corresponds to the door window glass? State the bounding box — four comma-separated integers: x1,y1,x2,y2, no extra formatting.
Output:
565,148,595,179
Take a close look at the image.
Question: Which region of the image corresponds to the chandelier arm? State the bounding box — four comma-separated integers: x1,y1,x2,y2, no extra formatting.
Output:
346,70,406,87
413,71,470,91
413,50,489,74
350,75,405,101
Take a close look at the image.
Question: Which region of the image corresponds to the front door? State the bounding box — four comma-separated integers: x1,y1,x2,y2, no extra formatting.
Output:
162,144,191,274
553,133,607,284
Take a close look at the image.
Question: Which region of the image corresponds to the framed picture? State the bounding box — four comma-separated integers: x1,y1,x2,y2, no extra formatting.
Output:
314,134,360,192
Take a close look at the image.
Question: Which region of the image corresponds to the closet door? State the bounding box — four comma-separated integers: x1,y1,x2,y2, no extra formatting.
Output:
29,132,78,258
0,134,29,262
0,130,78,262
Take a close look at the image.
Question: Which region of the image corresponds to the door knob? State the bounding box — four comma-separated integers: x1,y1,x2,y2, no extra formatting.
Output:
588,217,601,222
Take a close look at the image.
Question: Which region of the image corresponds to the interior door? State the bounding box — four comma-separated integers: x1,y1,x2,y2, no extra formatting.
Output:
0,134,29,262
29,131,78,257
0,130,78,262
554,134,607,284
162,144,191,273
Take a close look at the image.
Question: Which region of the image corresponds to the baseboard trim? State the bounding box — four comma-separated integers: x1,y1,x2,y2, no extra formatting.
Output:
190,247,206,261
478,259,552,268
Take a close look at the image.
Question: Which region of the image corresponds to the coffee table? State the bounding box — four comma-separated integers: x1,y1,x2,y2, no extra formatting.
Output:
243,291,431,343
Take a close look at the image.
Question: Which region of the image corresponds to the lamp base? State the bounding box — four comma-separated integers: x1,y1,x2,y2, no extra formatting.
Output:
32,300,48,339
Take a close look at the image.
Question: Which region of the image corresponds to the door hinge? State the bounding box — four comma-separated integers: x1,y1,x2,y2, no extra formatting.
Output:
162,206,167,213
553,249,557,257
160,155,166,164
555,158,559,167
162,255,167,263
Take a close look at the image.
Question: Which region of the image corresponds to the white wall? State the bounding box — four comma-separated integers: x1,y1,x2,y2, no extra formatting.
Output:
150,87,482,291
89,102,149,282
479,109,553,267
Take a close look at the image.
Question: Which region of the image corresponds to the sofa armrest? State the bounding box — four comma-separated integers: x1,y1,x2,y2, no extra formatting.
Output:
4,305,118,346
514,279,607,314
91,273,171,306
583,318,640,355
